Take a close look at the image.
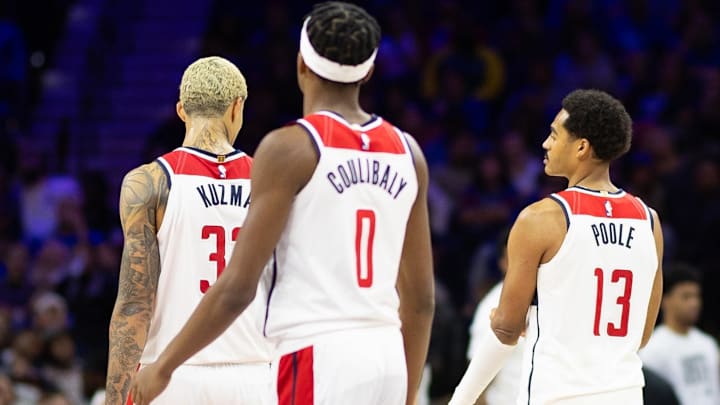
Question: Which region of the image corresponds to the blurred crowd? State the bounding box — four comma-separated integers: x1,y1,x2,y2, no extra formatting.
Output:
2,0,720,402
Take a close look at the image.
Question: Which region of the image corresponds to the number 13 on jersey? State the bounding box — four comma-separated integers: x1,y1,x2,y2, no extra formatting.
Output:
593,268,633,337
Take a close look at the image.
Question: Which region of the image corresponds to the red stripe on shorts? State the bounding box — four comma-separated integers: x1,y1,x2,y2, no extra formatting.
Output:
125,363,141,405
278,346,314,405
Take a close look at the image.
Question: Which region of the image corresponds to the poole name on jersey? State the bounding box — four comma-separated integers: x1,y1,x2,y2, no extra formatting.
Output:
591,222,636,249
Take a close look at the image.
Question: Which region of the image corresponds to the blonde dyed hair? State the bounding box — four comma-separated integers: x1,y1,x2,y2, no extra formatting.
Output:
179,56,247,117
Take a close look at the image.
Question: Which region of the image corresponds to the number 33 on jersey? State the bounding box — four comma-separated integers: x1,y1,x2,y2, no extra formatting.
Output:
140,147,268,365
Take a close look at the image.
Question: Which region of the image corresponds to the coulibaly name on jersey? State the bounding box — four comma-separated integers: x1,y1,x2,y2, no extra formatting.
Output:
326,158,409,199
591,222,635,249
196,183,250,208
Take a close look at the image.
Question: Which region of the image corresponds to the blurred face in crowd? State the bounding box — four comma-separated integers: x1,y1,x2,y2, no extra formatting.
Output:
48,333,76,368
11,330,42,360
32,292,69,337
0,373,13,405
38,393,72,405
694,159,719,193
662,281,702,328
30,241,70,289
4,243,29,281
33,304,68,337
448,132,477,168
542,109,580,177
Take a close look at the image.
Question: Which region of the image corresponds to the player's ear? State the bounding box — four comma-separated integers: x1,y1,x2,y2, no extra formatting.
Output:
232,97,245,121
298,53,309,76
176,101,187,122
359,65,375,85
297,52,308,93
577,138,592,160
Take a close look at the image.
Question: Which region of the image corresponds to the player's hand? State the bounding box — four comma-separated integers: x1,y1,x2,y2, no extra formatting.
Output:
129,363,171,405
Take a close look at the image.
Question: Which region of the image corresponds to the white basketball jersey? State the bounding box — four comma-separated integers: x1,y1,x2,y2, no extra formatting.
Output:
641,325,720,405
517,187,657,404
140,147,270,365
262,111,418,345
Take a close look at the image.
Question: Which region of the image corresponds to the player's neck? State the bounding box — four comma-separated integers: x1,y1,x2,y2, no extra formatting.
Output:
665,319,692,335
566,165,617,192
182,118,235,154
303,84,370,124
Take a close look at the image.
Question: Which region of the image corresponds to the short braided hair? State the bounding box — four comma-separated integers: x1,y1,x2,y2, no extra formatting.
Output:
561,89,632,161
305,2,381,66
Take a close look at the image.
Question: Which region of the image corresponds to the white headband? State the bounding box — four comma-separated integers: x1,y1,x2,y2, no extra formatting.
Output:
299,17,378,83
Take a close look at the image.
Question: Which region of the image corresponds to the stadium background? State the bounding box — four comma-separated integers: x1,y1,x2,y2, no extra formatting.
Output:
1,0,719,403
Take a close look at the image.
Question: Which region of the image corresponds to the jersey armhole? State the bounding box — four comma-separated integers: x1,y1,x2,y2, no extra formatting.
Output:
155,157,173,190
548,194,571,230
635,197,655,231
263,250,278,338
393,127,416,168
296,119,323,158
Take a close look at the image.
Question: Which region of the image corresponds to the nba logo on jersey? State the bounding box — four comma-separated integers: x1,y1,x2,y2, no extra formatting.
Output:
605,200,613,217
360,133,371,150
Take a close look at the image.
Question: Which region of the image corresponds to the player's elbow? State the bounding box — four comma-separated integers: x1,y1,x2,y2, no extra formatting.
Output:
418,295,435,319
490,315,523,345
405,290,435,318
491,327,521,345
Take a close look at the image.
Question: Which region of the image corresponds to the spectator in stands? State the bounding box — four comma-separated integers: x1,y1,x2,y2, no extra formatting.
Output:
0,243,33,316
15,142,82,249
0,372,13,405
37,391,72,405
41,331,83,405
31,292,69,339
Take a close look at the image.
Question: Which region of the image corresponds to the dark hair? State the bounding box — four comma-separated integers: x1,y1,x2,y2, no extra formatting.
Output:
561,89,632,161
663,263,702,295
305,2,381,66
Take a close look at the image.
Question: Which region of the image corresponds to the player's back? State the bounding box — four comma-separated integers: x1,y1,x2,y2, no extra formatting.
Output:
140,147,270,365
263,111,418,348
518,186,657,404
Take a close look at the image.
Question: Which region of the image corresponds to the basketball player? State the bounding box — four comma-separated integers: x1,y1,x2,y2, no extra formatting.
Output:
129,2,434,405
640,264,720,405
105,56,271,405
466,229,523,405
450,89,664,405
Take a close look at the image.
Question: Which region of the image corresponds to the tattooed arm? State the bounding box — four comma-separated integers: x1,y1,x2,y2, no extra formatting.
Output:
105,163,168,405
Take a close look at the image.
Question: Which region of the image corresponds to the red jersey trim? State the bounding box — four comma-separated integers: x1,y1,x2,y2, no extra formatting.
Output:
301,114,406,154
555,190,648,220
160,150,252,179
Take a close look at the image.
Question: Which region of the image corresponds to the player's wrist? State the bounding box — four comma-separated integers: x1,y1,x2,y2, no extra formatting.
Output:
155,354,178,378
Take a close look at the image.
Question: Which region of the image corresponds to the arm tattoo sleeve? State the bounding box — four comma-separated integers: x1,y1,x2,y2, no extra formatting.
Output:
105,163,168,404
